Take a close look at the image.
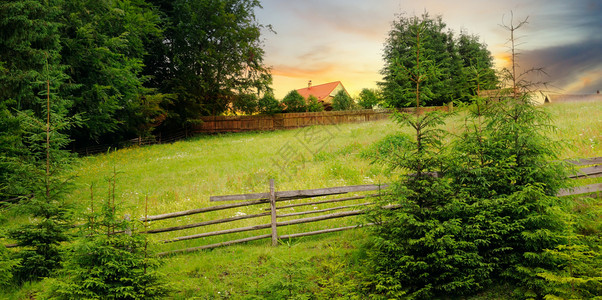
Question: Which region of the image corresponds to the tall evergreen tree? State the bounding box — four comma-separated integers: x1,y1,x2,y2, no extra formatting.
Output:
0,0,70,200
457,31,499,98
60,0,163,145
144,0,273,130
379,13,497,108
6,47,77,284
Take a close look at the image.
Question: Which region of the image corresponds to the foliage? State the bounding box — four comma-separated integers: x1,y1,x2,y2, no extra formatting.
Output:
6,56,77,283
357,88,381,109
0,240,20,288
332,90,355,111
0,0,69,200
1,0,274,149
307,95,324,112
536,201,602,299
145,0,273,127
282,90,307,113
457,32,498,97
232,93,259,115
45,171,170,299
380,13,497,107
313,247,362,299
61,0,163,145
258,93,282,115
252,240,314,299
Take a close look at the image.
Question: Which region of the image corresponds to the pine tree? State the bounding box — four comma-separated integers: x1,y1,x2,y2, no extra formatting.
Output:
46,170,170,299
7,52,78,283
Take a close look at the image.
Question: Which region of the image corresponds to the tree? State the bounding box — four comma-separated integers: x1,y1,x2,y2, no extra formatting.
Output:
379,13,497,108
307,95,324,112
457,32,498,98
0,0,70,200
60,0,163,145
331,90,354,111
364,13,568,298
364,20,484,298
357,88,380,109
144,0,273,130
232,93,258,115
258,93,281,115
46,171,169,299
282,90,306,113
6,50,78,283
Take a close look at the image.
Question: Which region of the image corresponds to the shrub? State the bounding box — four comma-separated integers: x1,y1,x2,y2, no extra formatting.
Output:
307,95,324,112
357,88,380,109
258,93,281,115
282,90,306,113
332,90,355,111
0,243,20,287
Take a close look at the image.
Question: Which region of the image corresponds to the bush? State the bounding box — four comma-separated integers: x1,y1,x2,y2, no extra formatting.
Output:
282,90,306,113
258,93,281,115
332,90,355,111
232,93,258,115
307,95,324,112
357,88,380,109
0,244,20,287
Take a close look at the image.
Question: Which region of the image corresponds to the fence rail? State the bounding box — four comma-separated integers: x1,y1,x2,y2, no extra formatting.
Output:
150,157,601,256
4,157,600,252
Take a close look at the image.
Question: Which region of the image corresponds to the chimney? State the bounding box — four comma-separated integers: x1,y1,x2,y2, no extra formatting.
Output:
597,90,600,94
308,80,312,89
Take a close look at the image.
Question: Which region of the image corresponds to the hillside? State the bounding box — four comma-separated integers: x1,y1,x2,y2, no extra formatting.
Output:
2,101,601,299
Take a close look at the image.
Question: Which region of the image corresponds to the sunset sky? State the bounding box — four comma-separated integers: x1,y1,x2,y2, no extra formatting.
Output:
255,0,602,99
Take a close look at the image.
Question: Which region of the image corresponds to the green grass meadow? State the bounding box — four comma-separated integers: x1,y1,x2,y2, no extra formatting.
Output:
3,101,601,299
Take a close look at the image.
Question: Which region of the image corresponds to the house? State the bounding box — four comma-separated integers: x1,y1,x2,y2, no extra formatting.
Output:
296,81,350,106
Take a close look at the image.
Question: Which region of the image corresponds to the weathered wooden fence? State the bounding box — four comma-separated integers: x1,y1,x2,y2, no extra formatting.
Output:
147,182,388,256
3,157,600,252
194,106,452,133
144,157,601,256
72,106,451,156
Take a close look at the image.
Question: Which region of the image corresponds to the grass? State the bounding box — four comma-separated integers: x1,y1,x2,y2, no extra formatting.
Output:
1,101,601,298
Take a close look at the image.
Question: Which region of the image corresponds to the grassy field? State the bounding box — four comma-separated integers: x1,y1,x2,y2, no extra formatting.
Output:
2,101,601,299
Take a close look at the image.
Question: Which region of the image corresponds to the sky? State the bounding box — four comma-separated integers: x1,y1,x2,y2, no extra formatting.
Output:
254,0,602,99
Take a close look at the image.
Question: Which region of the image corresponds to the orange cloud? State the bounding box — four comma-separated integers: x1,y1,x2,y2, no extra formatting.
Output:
562,69,602,93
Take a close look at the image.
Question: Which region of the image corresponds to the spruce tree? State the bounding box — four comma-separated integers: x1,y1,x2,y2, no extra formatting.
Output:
46,170,170,299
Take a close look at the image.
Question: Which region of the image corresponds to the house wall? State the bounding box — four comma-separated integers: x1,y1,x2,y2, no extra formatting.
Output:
323,83,347,104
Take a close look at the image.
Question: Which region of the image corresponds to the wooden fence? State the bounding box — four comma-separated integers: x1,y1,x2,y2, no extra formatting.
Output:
143,157,601,256
3,157,600,252
72,106,451,156
194,106,452,133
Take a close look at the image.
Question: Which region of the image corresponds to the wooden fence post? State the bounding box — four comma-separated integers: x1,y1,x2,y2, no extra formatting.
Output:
269,179,278,246
124,214,132,236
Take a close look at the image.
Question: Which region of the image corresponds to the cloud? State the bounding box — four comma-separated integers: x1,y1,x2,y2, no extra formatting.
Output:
507,0,602,93
265,0,394,41
271,64,337,78
258,0,602,97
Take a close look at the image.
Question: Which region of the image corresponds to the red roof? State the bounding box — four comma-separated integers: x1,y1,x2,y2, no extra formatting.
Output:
296,81,344,101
